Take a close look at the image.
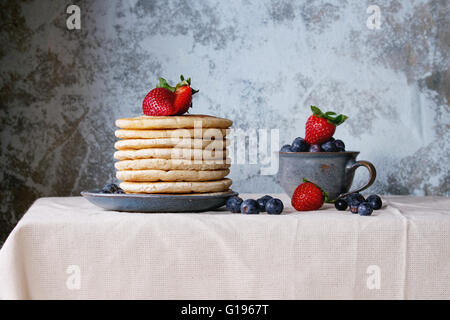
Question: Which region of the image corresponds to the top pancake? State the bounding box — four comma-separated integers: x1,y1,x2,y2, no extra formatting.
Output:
116,115,232,129
115,128,228,140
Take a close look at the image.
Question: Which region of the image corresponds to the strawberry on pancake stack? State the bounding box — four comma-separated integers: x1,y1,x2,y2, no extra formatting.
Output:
142,75,199,116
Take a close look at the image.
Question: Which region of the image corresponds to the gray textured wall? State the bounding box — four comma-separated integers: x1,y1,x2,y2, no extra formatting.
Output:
1,0,449,243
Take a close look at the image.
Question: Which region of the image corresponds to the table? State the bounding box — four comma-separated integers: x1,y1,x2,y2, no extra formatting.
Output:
0,195,449,300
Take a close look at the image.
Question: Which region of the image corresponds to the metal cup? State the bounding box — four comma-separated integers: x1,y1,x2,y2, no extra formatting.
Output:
277,151,376,201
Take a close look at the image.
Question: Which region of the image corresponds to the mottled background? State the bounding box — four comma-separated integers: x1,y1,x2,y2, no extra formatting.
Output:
1,0,449,244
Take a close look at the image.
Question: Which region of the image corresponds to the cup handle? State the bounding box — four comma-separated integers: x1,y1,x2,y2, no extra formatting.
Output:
337,160,377,200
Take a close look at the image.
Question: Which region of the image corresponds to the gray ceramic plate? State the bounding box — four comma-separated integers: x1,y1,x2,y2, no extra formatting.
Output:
81,190,237,213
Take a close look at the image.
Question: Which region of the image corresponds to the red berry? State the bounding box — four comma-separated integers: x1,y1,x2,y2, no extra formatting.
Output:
142,75,198,116
142,87,175,116
305,115,336,145
291,181,324,211
304,106,347,145
173,85,193,115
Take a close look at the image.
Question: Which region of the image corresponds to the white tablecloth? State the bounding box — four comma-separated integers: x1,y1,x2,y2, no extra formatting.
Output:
1,195,449,300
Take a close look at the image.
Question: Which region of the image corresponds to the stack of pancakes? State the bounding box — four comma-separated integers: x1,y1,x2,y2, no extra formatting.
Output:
114,115,233,194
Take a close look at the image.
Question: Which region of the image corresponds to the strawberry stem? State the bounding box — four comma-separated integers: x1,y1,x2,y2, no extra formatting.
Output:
156,75,199,95
177,74,198,95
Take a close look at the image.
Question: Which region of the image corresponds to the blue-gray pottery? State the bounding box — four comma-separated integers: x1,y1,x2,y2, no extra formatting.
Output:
277,152,376,201
81,190,237,213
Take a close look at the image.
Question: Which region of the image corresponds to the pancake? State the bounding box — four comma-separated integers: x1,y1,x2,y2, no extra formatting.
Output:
115,158,231,171
114,138,229,150
115,128,228,140
120,178,233,194
114,148,228,161
116,169,230,182
116,115,232,129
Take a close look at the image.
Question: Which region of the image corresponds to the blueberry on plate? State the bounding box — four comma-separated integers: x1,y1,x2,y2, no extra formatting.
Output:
226,196,243,213
309,144,321,152
257,195,273,212
280,144,293,152
266,198,284,214
334,139,345,151
358,202,373,216
101,183,120,194
367,194,382,210
334,198,348,211
321,140,337,152
291,137,309,152
241,199,260,214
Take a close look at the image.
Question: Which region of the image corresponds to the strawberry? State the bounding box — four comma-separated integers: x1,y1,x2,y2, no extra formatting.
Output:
142,75,198,116
305,106,347,145
142,87,175,116
291,179,328,211
173,75,198,115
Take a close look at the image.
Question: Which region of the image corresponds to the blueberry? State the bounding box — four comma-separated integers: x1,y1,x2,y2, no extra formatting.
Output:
116,188,126,194
321,140,337,152
334,199,348,211
241,199,260,214
291,137,309,152
257,195,273,212
266,198,284,215
226,196,243,213
367,195,382,210
280,144,293,152
334,140,345,152
346,193,365,204
101,183,120,194
358,202,373,216
347,194,364,214
309,144,321,152
349,204,359,214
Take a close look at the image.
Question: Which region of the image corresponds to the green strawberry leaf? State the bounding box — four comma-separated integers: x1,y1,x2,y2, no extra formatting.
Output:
157,77,176,92
175,79,190,89
175,75,198,94
180,75,192,86
334,114,348,125
326,114,348,125
311,105,348,126
310,106,323,116
157,75,199,95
